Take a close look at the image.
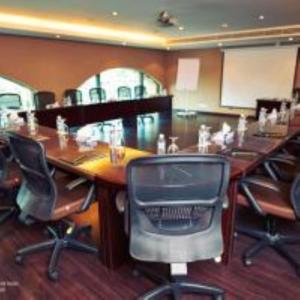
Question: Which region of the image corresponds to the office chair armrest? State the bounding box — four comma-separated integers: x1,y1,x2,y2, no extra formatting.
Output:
273,152,297,161
266,156,296,166
66,177,88,190
239,175,281,216
241,176,280,192
80,183,96,212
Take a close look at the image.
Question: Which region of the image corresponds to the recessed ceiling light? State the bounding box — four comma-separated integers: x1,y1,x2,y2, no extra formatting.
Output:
178,26,184,31
112,11,118,17
218,42,223,47
166,46,170,50
259,15,265,20
122,41,127,46
221,23,229,28
55,34,61,39
288,37,294,41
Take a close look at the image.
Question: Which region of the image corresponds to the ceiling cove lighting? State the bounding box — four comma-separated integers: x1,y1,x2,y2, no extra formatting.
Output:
0,12,165,46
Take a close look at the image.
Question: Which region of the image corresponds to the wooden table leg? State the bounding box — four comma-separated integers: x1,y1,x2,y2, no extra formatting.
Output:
97,183,129,269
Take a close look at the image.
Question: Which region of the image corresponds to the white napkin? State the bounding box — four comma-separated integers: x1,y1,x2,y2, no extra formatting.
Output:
212,122,234,145
76,124,99,143
8,110,25,126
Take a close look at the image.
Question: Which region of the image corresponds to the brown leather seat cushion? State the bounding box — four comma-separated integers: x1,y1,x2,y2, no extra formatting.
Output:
238,179,296,220
0,161,22,188
52,175,93,221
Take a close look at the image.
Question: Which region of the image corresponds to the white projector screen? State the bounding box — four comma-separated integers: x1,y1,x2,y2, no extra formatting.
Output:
221,47,298,108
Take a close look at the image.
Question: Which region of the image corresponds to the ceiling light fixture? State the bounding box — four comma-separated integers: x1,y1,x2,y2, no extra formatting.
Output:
178,26,184,31
122,41,127,46
259,15,265,20
0,12,165,45
112,11,118,17
218,42,223,47
221,23,229,28
288,37,294,41
55,34,60,39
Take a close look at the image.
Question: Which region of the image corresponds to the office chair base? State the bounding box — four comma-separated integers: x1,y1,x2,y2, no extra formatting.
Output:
15,223,98,281
238,222,300,276
134,266,224,300
139,281,224,300
0,207,16,224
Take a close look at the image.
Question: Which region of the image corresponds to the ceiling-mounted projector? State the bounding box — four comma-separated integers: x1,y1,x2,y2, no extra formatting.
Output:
157,11,177,27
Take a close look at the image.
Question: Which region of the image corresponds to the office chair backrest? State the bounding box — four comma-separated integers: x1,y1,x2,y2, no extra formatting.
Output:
8,133,56,221
89,88,106,103
117,86,132,100
64,89,82,105
291,175,300,219
0,93,22,110
127,155,230,261
134,85,146,99
34,91,55,110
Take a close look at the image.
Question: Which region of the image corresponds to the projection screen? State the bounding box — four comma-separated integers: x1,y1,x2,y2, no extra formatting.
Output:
221,46,298,108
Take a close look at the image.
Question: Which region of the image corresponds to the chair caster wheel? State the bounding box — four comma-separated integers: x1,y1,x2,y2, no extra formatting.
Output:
48,270,59,281
15,255,24,265
214,294,224,300
132,269,141,277
243,257,253,267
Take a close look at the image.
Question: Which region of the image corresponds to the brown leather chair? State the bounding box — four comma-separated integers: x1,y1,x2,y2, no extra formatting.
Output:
0,143,21,223
238,174,300,276
8,132,98,281
34,91,55,110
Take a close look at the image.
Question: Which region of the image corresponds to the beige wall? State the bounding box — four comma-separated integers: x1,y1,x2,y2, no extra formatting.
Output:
0,34,299,117
0,35,167,101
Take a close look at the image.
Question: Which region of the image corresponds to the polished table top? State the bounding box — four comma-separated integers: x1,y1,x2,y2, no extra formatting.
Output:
9,113,298,188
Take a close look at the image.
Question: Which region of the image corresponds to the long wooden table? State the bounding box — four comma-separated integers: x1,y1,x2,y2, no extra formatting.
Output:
20,96,173,128
9,115,300,270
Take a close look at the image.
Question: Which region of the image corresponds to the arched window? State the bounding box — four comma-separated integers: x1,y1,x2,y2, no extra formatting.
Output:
78,68,163,103
0,76,34,110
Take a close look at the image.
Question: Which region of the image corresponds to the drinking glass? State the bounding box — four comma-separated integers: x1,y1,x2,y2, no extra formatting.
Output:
109,129,126,165
167,137,179,154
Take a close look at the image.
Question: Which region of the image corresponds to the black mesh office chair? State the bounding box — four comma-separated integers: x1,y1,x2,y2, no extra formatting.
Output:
0,145,20,223
0,93,22,110
34,91,55,110
134,85,146,99
89,87,106,103
126,155,230,300
117,86,132,100
238,174,300,276
9,132,98,281
64,89,82,105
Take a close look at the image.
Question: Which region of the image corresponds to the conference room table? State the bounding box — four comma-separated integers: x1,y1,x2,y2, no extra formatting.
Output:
6,112,300,270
